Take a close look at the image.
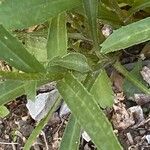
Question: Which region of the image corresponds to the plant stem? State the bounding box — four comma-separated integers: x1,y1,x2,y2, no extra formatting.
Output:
114,61,150,95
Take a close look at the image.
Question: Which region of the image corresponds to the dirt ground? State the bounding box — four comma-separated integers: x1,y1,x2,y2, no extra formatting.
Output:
0,89,150,150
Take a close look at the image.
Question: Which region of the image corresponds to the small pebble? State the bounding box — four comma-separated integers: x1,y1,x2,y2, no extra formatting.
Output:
145,135,150,144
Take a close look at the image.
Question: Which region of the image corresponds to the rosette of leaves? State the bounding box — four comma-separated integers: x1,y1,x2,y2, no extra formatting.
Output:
0,0,150,149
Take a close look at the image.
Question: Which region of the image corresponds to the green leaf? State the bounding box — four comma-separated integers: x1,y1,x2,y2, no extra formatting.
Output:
0,71,65,81
101,17,150,54
0,71,64,106
117,0,135,6
90,70,114,108
48,53,91,73
25,80,37,100
0,0,81,29
101,0,113,8
59,115,81,150
57,73,122,150
108,0,127,22
123,61,147,97
0,80,25,105
102,0,132,8
24,96,61,150
46,65,68,73
0,25,45,73
83,0,104,48
129,0,150,14
98,3,122,27
47,12,67,60
25,36,47,63
114,61,150,95
0,105,9,118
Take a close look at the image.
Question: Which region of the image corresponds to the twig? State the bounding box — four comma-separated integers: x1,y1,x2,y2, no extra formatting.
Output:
41,131,49,150
11,143,17,150
0,141,19,145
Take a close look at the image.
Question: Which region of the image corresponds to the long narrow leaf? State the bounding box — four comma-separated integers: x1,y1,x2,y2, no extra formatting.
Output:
98,3,122,27
83,0,103,48
24,96,61,150
47,12,67,60
0,71,65,81
123,62,144,97
0,25,45,73
129,0,150,14
57,73,122,150
25,80,37,100
0,80,44,106
90,70,114,108
101,17,150,54
0,80,26,105
114,61,150,95
60,72,104,150
0,0,81,29
25,36,47,63
107,0,126,23
0,72,64,106
59,115,81,150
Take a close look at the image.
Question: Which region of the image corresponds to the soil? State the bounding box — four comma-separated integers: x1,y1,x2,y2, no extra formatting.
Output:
0,98,67,150
0,90,150,150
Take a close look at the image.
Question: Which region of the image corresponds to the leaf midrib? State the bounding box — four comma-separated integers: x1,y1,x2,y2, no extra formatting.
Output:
63,78,112,149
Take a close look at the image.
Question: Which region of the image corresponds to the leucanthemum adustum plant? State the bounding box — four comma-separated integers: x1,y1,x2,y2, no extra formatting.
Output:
0,0,150,149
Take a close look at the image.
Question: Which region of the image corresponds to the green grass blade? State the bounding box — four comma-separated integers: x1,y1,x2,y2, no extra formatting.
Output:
24,96,61,150
90,69,114,108
101,17,150,54
57,73,122,150
47,12,67,60
0,0,81,29
59,114,81,150
0,25,45,73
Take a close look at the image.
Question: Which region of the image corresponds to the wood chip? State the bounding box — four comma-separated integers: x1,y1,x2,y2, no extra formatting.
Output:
112,103,135,130
126,132,134,145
